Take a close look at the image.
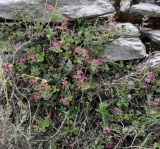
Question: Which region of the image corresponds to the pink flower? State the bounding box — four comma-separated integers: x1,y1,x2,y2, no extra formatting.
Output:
115,108,124,116
155,97,160,103
61,79,68,89
74,47,82,55
53,40,62,49
149,101,158,107
83,52,90,62
105,144,112,149
3,63,13,72
109,21,117,31
47,111,52,118
59,97,69,106
28,79,37,86
39,82,49,90
31,124,39,129
140,22,144,28
83,76,88,82
149,71,155,81
16,56,27,64
74,68,83,79
102,127,111,134
28,54,36,62
46,4,53,12
75,82,81,89
29,95,33,101
92,59,102,66
141,16,150,28
77,68,83,76
29,93,42,101
101,27,107,33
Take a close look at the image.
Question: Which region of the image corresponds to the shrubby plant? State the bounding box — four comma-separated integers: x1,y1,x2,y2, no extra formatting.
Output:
0,5,160,149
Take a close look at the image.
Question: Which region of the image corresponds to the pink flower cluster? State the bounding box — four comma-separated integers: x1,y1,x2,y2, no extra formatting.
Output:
141,16,150,28
38,81,50,90
115,108,124,116
74,47,90,62
101,27,107,33
102,127,111,134
73,68,89,89
28,79,37,86
53,40,62,49
16,55,27,64
74,68,84,79
16,54,37,64
83,52,90,62
92,59,102,66
3,63,14,73
105,143,113,149
31,124,39,129
149,70,155,82
74,47,82,55
149,97,160,110
28,79,50,101
59,97,69,106
28,54,37,62
45,4,53,12
61,79,68,89
109,20,117,31
29,92,42,101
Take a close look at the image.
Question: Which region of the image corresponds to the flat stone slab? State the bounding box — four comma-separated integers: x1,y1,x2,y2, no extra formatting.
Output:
130,3,160,17
102,37,147,61
58,0,115,19
142,28,160,43
0,0,115,21
115,23,140,37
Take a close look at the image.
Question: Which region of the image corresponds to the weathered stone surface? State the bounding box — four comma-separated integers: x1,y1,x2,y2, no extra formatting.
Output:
120,0,132,12
58,0,115,19
130,3,160,17
0,0,48,20
115,23,140,37
138,52,160,68
141,28,160,43
102,37,147,61
138,0,160,5
0,0,115,21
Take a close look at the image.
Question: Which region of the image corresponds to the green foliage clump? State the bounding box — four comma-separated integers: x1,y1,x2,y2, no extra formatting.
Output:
0,11,160,149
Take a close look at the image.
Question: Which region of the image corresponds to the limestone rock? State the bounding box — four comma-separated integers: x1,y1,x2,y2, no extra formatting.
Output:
115,23,140,37
138,52,160,68
130,3,160,17
58,0,115,19
0,0,115,21
102,37,147,61
138,0,160,5
141,28,160,43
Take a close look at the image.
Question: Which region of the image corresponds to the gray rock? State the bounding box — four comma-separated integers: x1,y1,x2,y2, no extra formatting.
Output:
115,23,140,37
102,37,147,61
0,0,49,21
120,0,132,12
130,3,160,17
141,28,160,43
138,52,160,68
58,0,115,19
0,0,115,21
138,0,160,5
138,0,155,3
